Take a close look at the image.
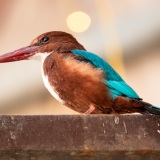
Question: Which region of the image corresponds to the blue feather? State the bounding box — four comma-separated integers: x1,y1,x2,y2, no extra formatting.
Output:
152,106,160,109
106,80,139,98
71,49,140,99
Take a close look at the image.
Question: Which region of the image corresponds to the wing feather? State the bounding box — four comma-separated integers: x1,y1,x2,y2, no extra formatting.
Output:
71,49,140,99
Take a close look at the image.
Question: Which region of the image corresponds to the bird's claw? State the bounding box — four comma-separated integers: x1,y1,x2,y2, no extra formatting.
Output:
84,105,95,114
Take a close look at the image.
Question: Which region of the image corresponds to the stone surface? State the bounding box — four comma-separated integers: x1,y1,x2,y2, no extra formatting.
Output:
0,115,159,160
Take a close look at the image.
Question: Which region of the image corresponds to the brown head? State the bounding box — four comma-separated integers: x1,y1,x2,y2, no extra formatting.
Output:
0,31,85,63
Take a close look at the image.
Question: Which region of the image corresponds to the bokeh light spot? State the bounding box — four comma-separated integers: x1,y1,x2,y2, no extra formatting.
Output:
67,11,91,33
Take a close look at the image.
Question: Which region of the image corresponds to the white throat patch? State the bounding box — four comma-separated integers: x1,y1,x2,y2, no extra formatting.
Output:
29,52,51,62
30,52,64,104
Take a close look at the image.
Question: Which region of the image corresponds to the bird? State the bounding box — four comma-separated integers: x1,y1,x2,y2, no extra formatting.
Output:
0,31,159,115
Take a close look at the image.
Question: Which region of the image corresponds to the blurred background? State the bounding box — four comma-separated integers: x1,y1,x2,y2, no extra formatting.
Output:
0,0,160,114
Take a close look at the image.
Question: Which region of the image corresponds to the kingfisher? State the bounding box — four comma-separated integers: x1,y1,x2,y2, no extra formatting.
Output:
0,31,159,114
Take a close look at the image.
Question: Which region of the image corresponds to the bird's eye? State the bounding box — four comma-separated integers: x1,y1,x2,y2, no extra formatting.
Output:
40,36,49,45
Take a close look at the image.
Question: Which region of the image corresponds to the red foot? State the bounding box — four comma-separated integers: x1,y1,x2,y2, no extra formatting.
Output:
84,105,95,114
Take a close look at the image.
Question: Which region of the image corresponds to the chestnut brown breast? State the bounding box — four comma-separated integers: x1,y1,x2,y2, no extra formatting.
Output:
43,52,114,113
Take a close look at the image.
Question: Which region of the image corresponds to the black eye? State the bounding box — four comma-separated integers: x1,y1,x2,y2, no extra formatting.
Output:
40,36,49,45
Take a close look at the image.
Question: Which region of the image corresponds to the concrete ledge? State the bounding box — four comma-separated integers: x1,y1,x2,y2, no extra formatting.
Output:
0,115,159,160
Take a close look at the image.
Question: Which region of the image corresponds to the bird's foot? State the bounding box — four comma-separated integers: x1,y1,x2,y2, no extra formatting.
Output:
84,105,95,114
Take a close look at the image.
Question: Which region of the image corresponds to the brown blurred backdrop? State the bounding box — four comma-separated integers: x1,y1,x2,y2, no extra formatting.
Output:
0,0,160,114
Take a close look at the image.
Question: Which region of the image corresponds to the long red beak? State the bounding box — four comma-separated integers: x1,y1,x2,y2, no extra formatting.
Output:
0,45,40,63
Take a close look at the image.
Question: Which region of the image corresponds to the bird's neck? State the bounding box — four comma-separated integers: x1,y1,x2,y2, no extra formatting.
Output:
55,42,85,53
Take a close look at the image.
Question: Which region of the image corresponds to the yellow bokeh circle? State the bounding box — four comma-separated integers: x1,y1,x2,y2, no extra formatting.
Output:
67,11,91,33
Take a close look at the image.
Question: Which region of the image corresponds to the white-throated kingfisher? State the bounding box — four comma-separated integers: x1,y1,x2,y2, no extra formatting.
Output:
0,31,160,114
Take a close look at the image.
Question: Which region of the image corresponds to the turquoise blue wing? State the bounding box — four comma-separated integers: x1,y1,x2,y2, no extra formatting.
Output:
106,80,140,99
71,49,140,99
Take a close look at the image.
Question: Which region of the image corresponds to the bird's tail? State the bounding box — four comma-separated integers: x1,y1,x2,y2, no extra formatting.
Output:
142,102,160,115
